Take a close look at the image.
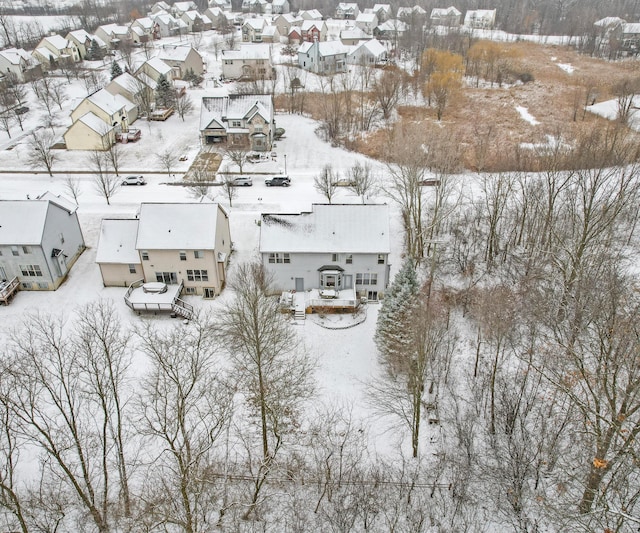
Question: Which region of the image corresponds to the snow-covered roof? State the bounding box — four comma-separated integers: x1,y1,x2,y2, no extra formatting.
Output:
464,9,496,25
36,191,78,214
222,43,271,61
200,94,273,130
77,112,112,134
301,19,325,30
96,219,140,264
84,88,133,116
0,47,36,65
377,19,408,32
136,203,222,250
622,22,640,34
133,16,155,29
67,29,93,43
373,4,391,12
244,18,266,30
356,12,377,23
98,23,129,37
33,47,55,60
260,204,390,254
298,9,322,20
158,45,197,62
351,38,386,56
299,40,348,57
262,25,279,36
144,57,173,75
594,17,625,28
341,27,368,39
0,200,50,245
431,6,461,17
42,34,71,50
173,0,196,13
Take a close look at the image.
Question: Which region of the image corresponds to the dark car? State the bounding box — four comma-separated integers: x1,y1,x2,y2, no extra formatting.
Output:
265,175,291,187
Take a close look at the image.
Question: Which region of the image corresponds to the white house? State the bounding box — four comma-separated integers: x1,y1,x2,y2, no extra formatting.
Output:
335,2,360,19
430,6,462,27
171,0,197,16
371,3,392,22
34,35,80,63
355,12,378,34
298,9,323,20
272,0,290,14
464,9,496,29
151,12,184,37
65,29,104,59
348,38,387,65
298,40,348,74
0,193,85,292
259,203,391,301
0,47,41,82
374,18,408,41
94,23,130,48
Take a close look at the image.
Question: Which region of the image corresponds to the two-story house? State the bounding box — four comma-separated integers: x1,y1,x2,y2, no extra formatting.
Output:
430,6,462,27
158,45,205,78
221,43,273,80
33,35,80,67
65,29,104,59
348,38,388,65
300,19,327,42
259,203,391,302
242,17,268,42
371,4,392,22
272,0,290,15
298,40,348,74
355,12,378,34
181,10,213,32
0,47,42,82
299,9,323,20
463,9,496,29
374,19,408,41
204,7,231,30
0,193,85,294
335,2,360,19
129,17,160,42
200,93,275,151
151,12,185,38
96,202,231,299
94,24,130,48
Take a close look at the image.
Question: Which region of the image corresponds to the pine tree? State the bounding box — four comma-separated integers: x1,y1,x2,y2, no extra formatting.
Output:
110,61,123,80
374,259,420,371
155,73,175,109
88,39,104,61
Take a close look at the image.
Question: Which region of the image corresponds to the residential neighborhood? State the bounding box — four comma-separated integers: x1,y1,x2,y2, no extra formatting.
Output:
1,0,640,531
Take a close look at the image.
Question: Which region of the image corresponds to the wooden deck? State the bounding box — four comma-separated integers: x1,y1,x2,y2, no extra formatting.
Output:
0,277,19,305
124,279,193,319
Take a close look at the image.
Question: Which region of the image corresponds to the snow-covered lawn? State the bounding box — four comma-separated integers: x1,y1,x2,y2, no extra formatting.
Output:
515,105,540,125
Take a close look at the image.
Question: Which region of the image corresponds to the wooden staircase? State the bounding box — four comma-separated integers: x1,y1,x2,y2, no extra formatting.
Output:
172,298,194,320
293,292,306,321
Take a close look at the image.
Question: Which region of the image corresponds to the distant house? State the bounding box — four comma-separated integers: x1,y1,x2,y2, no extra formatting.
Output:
210,0,232,11
298,40,348,74
204,7,230,30
0,193,85,292
66,29,104,59
298,9,323,20
273,13,301,38
181,10,212,32
222,44,273,80
97,203,231,301
34,35,80,64
348,38,388,65
242,17,268,42
374,19,408,41
300,19,327,42
340,27,370,46
335,2,360,20
151,12,184,37
150,1,170,14
136,57,173,83
259,204,391,302
200,93,275,151
355,12,378,34
241,0,267,13
261,24,281,43
464,9,496,29
95,24,130,48
620,22,640,54
397,6,427,19
171,0,197,17
158,45,205,78
272,0,290,14
0,47,41,82
288,26,302,44
129,17,160,42
430,6,462,27
371,3,392,22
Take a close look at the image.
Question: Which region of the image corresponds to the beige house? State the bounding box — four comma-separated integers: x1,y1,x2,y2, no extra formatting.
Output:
0,47,41,82
104,72,151,106
136,57,173,83
96,203,232,298
157,45,204,78
221,43,273,80
64,112,115,150
34,34,80,63
95,24,130,48
65,29,106,59
70,88,137,130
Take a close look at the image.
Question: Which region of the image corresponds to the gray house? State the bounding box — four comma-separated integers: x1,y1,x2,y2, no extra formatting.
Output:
297,40,348,74
259,204,391,301
0,193,85,292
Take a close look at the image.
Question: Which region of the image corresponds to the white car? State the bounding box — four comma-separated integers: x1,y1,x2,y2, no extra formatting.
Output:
122,175,146,186
232,176,253,186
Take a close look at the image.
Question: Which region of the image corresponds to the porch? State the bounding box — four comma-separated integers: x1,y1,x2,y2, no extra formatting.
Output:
124,279,193,319
0,277,19,305
279,288,360,318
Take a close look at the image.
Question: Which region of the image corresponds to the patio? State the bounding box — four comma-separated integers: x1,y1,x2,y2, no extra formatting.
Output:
124,280,193,319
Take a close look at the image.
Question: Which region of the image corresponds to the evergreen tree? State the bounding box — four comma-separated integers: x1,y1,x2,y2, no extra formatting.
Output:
110,61,123,80
155,73,175,109
88,39,104,61
374,259,420,371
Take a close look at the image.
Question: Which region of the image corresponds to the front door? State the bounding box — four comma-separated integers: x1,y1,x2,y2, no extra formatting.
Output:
344,274,352,289
295,277,304,291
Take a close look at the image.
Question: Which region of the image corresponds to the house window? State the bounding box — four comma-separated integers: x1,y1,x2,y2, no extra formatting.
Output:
356,273,377,285
179,251,187,261
20,264,42,277
231,120,241,127
346,254,353,264
21,282,32,289
22,246,30,254
185,287,197,295
11,246,18,256
204,288,216,299
37,282,49,289
194,251,204,259
331,253,339,262
141,251,149,260
268,253,290,264
187,269,209,282
377,254,385,264
128,264,136,274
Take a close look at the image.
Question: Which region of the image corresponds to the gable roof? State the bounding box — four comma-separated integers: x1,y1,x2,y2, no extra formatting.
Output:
0,47,37,65
77,111,113,134
82,88,133,116
299,40,349,57
145,56,173,75
0,200,50,245
431,6,461,17
222,43,271,60
42,34,72,50
351,38,386,56
200,94,274,130
158,45,199,62
36,191,78,214
96,219,140,263
136,203,223,250
260,204,390,254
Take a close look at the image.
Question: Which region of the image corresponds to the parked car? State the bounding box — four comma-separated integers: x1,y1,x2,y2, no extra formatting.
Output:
121,175,146,186
232,176,253,186
265,175,291,187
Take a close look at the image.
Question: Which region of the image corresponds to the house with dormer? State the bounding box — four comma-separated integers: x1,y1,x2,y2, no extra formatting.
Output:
0,193,85,294
200,94,275,151
259,204,391,303
335,2,360,19
0,47,41,82
298,40,348,74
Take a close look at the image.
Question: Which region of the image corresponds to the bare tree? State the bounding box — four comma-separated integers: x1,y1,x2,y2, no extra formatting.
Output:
105,141,126,176
373,67,404,120
137,315,233,533
224,147,249,174
63,175,82,203
89,150,119,205
220,172,238,207
49,80,67,111
346,161,377,203
175,91,194,121
314,164,339,204
27,130,57,176
0,92,15,139
156,148,177,177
